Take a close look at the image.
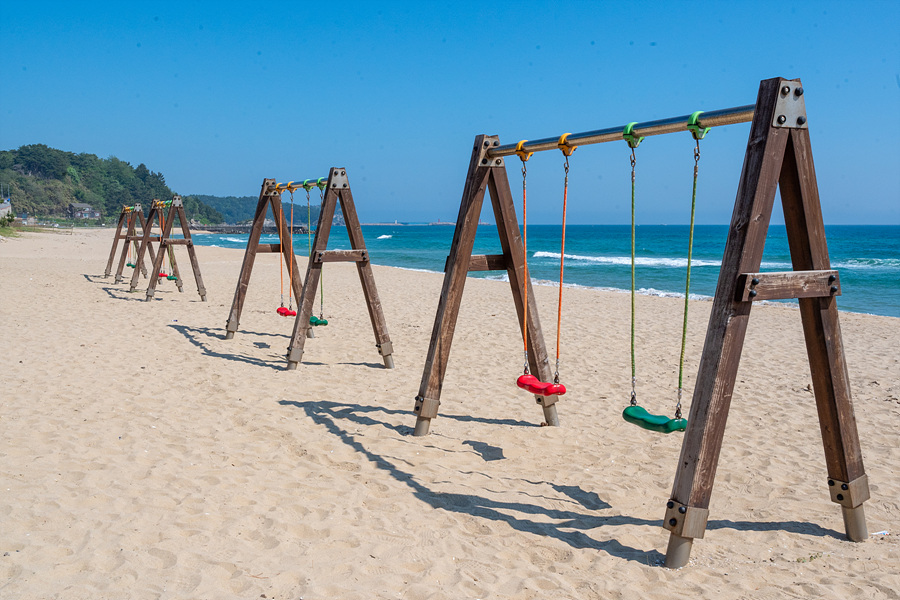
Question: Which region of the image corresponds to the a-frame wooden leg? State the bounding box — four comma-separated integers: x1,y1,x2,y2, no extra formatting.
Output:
780,127,869,541
114,212,135,283
663,77,868,568
663,78,790,566
137,212,156,279
286,168,392,370
413,137,555,435
225,181,273,339
487,162,558,426
286,179,337,369
413,140,493,434
129,207,158,292
338,179,394,369
175,203,207,300
105,210,127,277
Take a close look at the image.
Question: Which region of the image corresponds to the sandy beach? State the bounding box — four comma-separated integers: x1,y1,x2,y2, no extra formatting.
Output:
1,228,898,599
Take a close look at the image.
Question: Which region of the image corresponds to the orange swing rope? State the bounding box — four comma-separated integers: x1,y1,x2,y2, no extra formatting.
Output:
555,133,575,383
513,137,571,398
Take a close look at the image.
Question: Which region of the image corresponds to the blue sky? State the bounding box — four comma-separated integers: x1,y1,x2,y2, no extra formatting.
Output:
2,1,898,224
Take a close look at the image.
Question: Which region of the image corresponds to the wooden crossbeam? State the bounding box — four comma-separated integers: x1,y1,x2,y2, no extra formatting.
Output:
313,249,369,263
737,270,839,301
466,254,507,272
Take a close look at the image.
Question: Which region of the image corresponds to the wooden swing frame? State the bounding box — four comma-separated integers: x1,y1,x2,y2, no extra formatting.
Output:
415,77,870,568
129,196,207,302
284,167,394,371
224,178,306,340
223,169,394,371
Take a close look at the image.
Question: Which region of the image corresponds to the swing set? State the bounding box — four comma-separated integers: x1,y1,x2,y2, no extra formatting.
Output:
224,168,394,371
128,196,207,302
413,77,869,568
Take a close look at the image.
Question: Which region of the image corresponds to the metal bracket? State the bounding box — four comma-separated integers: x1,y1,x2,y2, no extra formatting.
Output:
376,341,394,356
828,474,870,508
663,500,709,539
414,395,440,419
328,168,349,189
172,195,183,207
773,80,808,129
263,178,280,197
477,136,505,169
535,394,559,408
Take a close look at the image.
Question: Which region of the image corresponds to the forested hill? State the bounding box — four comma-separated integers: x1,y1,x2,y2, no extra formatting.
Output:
191,194,321,226
0,144,223,223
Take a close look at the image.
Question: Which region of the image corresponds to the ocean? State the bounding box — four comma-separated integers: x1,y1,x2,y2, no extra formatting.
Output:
189,224,900,318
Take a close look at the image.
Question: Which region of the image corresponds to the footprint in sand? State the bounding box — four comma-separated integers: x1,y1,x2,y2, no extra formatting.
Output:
147,547,177,569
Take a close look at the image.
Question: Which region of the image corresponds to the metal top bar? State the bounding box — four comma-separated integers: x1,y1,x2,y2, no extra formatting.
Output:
273,178,328,193
488,104,756,158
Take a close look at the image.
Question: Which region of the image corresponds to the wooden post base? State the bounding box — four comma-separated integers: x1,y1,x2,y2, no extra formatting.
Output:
842,505,868,542
664,533,694,569
541,402,560,427
382,354,395,369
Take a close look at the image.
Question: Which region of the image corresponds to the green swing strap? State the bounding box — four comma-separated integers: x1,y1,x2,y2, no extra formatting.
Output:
306,185,328,327
620,120,699,434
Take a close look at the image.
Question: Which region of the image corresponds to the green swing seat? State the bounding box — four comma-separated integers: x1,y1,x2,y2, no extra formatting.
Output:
309,315,328,326
622,405,687,434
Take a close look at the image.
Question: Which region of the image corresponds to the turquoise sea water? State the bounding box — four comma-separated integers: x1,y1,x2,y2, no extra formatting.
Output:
190,224,900,318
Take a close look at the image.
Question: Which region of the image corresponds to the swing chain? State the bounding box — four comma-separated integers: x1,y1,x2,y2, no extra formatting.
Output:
523,351,529,375
630,377,637,406
554,359,560,384
694,140,700,172
675,388,683,419
630,149,636,179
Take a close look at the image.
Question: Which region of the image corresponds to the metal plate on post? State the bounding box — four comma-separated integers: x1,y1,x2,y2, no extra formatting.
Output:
773,80,808,129
172,195,183,207
477,135,504,168
329,168,349,189
828,474,870,508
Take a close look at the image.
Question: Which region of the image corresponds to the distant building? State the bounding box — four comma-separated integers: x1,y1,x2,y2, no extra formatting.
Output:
0,200,11,219
68,203,100,219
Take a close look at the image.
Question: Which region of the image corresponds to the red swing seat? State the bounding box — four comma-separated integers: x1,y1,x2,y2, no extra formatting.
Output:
517,373,566,397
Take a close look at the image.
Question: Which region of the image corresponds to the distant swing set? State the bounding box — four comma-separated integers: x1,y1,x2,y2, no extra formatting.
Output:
128,196,207,302
105,203,155,282
224,168,394,371
412,77,869,568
